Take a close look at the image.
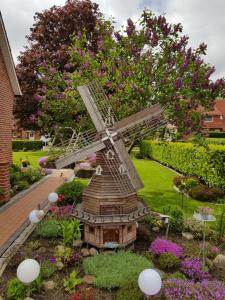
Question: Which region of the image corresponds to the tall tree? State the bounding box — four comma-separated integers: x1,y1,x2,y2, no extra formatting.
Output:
36,10,225,136
15,0,103,129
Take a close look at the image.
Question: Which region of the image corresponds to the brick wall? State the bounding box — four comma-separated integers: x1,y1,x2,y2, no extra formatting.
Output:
0,48,14,203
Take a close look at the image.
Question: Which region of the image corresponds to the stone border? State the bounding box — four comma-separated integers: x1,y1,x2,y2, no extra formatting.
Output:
0,174,50,214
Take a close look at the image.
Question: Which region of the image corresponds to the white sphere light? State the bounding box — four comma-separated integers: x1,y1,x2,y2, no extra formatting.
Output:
17,259,40,284
138,269,162,296
48,192,58,203
29,210,41,224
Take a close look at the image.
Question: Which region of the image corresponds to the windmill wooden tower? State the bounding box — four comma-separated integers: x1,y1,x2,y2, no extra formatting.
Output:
54,81,167,248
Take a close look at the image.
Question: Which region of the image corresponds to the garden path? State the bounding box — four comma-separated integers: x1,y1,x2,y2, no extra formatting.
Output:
0,169,74,255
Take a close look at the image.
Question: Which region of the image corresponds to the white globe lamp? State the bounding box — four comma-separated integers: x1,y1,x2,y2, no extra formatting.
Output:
17,259,40,284
138,269,162,296
28,210,41,224
48,192,58,203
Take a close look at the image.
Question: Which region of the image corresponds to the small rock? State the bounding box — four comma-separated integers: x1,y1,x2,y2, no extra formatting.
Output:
152,226,160,233
43,280,55,291
0,297,4,300
73,239,83,247
213,254,225,268
89,247,98,256
24,298,35,300
56,261,64,270
82,275,95,284
182,232,194,240
36,246,47,254
81,248,90,257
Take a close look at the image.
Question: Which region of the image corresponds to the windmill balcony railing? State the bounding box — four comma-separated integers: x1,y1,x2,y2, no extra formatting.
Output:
71,206,150,224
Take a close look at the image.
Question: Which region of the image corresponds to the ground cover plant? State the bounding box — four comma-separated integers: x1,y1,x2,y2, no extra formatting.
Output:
83,251,152,289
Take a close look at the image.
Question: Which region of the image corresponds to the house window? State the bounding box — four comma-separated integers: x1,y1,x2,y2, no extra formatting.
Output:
89,226,95,234
204,115,213,122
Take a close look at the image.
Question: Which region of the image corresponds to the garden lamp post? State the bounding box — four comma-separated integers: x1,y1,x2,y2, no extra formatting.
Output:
28,209,44,223
138,269,162,299
17,259,40,284
48,192,58,203
193,211,216,270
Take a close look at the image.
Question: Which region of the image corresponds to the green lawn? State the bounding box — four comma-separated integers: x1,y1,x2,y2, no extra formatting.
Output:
12,150,222,219
13,151,48,169
134,157,222,218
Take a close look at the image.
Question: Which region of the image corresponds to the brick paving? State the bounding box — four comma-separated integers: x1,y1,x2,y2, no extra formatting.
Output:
0,169,74,251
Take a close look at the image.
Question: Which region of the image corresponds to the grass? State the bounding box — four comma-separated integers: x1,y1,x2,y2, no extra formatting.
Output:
13,151,48,169
133,156,222,218
83,251,152,288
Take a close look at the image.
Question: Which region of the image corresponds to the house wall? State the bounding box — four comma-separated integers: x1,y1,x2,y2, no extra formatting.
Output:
0,48,14,203
202,115,225,131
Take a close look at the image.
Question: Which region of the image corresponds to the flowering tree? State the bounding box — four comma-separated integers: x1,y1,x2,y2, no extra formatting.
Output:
35,10,225,136
15,0,103,129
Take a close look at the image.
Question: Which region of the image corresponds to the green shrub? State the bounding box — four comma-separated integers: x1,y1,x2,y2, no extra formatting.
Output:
117,280,143,300
60,219,81,246
183,178,198,190
206,138,225,145
12,140,44,151
7,278,27,300
183,218,214,239
7,277,40,300
56,180,85,206
36,219,61,238
41,261,57,279
140,140,225,190
189,184,224,202
208,131,225,138
63,270,82,293
16,180,30,191
158,253,180,270
83,251,152,289
21,168,42,184
169,272,186,280
162,205,184,233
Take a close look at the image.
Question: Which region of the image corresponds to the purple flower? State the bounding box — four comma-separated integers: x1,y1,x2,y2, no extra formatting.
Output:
64,63,74,70
34,94,42,102
49,67,57,75
127,18,134,27
163,279,225,300
144,29,151,40
114,32,122,41
199,42,207,55
181,257,211,281
29,114,36,123
149,238,183,258
83,61,90,69
50,256,56,263
174,78,183,90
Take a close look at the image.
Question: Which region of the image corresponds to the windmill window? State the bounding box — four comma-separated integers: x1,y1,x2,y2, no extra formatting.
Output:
106,149,115,160
89,226,95,234
95,165,102,175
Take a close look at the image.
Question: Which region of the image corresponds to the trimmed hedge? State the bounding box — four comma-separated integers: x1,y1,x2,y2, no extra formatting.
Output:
206,138,225,145
209,131,225,138
12,140,44,151
140,140,225,190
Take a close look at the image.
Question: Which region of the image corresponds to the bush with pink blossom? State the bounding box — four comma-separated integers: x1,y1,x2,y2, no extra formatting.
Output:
149,238,183,258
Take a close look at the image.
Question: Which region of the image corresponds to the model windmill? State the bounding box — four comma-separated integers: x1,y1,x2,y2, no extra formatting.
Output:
54,80,167,248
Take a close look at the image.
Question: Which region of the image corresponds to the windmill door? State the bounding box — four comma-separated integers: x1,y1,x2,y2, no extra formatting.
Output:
103,229,119,243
